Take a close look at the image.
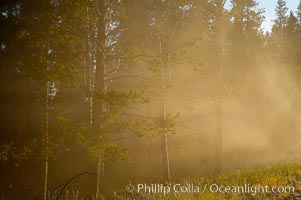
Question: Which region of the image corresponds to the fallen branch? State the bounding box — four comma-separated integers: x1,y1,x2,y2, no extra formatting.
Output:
56,171,98,200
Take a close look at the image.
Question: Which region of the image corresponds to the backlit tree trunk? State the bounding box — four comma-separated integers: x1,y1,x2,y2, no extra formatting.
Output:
214,0,226,173
94,0,106,197
159,38,170,181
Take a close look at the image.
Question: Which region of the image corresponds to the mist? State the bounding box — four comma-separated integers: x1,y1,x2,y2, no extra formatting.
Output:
1,0,301,199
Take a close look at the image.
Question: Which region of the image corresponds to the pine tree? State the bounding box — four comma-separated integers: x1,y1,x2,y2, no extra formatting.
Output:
297,0,301,28
286,11,298,35
229,0,264,85
271,0,288,60
274,0,289,28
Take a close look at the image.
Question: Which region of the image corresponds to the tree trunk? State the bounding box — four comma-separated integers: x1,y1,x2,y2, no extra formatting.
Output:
86,0,93,133
43,81,50,200
214,0,226,173
160,90,170,181
94,0,106,197
158,36,171,181
156,0,175,182
14,79,27,199
214,100,223,173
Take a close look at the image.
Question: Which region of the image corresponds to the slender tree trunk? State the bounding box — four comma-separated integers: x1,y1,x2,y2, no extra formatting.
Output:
158,36,171,181
94,0,106,197
155,0,169,180
14,79,27,199
96,149,105,197
160,85,170,181
85,0,93,134
84,0,100,193
214,0,226,173
290,79,297,137
43,37,51,200
156,0,170,182
44,81,50,200
156,0,177,182
214,99,223,173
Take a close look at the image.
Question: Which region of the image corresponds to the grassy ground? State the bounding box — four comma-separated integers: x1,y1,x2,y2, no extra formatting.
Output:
117,163,301,200
54,163,301,199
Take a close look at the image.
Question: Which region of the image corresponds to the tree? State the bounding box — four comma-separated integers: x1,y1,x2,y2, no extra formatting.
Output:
229,0,264,85
212,0,227,173
78,0,159,196
145,0,197,181
275,0,289,28
284,11,299,136
297,0,301,24
272,0,288,59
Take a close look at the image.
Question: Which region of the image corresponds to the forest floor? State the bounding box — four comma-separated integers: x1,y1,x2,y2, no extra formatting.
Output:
115,163,301,200
55,163,301,200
